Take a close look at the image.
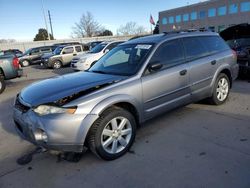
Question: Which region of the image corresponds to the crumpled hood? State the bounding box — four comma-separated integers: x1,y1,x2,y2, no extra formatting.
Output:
20,72,126,106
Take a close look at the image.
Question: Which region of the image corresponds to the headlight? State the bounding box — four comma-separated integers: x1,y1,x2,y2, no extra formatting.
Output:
33,105,77,115
79,58,87,63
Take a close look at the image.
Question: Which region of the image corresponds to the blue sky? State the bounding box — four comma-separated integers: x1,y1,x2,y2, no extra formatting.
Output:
0,0,201,41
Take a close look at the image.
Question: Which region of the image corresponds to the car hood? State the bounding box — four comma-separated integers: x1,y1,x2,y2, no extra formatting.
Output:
220,24,250,41
20,72,126,107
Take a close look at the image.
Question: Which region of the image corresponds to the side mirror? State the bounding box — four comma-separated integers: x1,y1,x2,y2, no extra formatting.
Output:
148,61,163,72
104,49,109,53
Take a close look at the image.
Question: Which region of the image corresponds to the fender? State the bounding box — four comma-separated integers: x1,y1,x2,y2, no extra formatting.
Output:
90,94,143,122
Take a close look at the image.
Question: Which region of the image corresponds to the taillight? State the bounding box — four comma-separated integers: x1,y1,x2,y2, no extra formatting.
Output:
12,57,19,69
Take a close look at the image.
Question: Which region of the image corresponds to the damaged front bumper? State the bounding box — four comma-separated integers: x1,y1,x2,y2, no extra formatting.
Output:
13,99,99,153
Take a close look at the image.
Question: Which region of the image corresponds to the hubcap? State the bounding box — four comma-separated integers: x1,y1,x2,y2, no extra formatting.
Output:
101,117,132,154
22,60,29,66
216,77,229,102
54,62,61,69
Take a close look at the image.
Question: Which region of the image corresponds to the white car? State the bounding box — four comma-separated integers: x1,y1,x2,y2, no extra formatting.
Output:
71,41,124,71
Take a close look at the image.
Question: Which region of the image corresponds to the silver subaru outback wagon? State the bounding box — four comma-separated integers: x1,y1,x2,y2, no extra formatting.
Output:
13,31,238,160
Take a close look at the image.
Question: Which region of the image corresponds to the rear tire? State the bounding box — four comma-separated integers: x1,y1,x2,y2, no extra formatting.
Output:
0,76,6,94
87,107,136,160
208,73,230,105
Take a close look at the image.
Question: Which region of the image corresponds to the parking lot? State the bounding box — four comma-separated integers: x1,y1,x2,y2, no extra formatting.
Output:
0,65,250,188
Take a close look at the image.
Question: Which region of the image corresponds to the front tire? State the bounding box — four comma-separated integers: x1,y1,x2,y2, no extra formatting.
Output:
0,76,6,94
52,60,62,69
209,73,230,105
87,107,136,160
20,60,30,67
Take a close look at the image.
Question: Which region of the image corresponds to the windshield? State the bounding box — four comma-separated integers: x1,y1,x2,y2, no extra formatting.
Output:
53,46,64,55
227,38,250,49
23,48,32,55
89,43,107,53
89,44,153,76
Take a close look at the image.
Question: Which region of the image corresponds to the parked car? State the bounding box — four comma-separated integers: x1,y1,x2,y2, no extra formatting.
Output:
71,41,124,71
18,45,57,67
0,49,23,57
0,54,23,93
41,44,84,69
53,42,81,46
220,24,250,76
13,31,238,160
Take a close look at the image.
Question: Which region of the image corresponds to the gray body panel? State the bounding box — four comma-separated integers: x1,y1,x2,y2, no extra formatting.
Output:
0,55,23,79
13,32,239,152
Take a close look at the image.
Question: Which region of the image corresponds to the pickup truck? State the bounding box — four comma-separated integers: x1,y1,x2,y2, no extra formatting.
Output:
0,55,23,94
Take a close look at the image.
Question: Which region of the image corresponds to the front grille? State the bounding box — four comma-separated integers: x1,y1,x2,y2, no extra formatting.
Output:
15,98,30,113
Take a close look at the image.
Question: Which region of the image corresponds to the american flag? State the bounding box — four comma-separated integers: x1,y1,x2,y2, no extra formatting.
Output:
150,14,155,25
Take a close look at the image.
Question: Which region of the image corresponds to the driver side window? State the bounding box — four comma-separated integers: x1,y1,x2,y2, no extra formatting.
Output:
62,47,74,54
150,39,185,70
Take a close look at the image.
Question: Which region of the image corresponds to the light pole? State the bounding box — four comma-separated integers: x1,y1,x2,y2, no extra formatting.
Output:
41,0,50,40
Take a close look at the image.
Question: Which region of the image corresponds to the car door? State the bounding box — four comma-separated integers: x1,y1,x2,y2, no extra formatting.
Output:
74,45,83,55
61,46,74,64
141,39,191,120
29,48,41,62
182,36,215,100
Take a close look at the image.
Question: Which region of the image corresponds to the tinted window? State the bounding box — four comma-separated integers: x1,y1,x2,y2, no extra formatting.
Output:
182,37,209,61
208,8,216,17
241,2,250,12
62,47,74,54
229,4,238,14
191,12,197,20
75,46,82,52
150,39,185,69
218,6,227,16
199,36,230,54
106,42,123,51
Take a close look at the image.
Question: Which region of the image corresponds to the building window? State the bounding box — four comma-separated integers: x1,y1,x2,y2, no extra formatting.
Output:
175,15,181,23
218,25,226,32
183,14,189,22
229,4,238,14
240,2,250,12
191,11,197,20
208,8,216,17
169,16,174,24
218,6,227,16
199,10,206,19
162,17,167,25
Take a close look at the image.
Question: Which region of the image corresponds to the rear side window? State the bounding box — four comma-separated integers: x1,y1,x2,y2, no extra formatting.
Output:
41,47,51,52
182,37,209,61
150,39,185,69
75,46,82,52
199,36,230,54
62,47,74,54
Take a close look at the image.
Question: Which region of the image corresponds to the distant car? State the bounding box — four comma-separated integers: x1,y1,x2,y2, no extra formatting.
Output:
220,24,250,76
53,42,81,46
19,46,57,67
0,54,23,93
0,49,23,57
41,44,84,69
71,41,124,71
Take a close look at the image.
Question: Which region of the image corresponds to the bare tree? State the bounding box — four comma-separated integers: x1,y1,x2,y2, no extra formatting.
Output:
72,12,101,37
117,22,147,36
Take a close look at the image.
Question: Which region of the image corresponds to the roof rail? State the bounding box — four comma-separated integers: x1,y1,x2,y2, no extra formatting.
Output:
163,28,212,35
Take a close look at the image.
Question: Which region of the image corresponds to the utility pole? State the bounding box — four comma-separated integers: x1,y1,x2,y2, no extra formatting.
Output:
48,10,54,39
41,0,50,40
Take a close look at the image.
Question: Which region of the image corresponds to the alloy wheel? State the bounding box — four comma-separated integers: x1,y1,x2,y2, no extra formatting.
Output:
216,77,229,102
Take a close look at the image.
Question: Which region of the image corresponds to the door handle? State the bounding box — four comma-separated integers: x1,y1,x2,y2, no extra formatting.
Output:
211,60,217,65
179,69,187,76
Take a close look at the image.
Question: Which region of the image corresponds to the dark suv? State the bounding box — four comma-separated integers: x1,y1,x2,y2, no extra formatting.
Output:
19,45,57,67
220,24,250,76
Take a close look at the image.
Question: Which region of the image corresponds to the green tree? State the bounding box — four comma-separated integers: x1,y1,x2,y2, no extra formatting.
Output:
153,21,159,34
33,28,54,41
98,29,113,36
